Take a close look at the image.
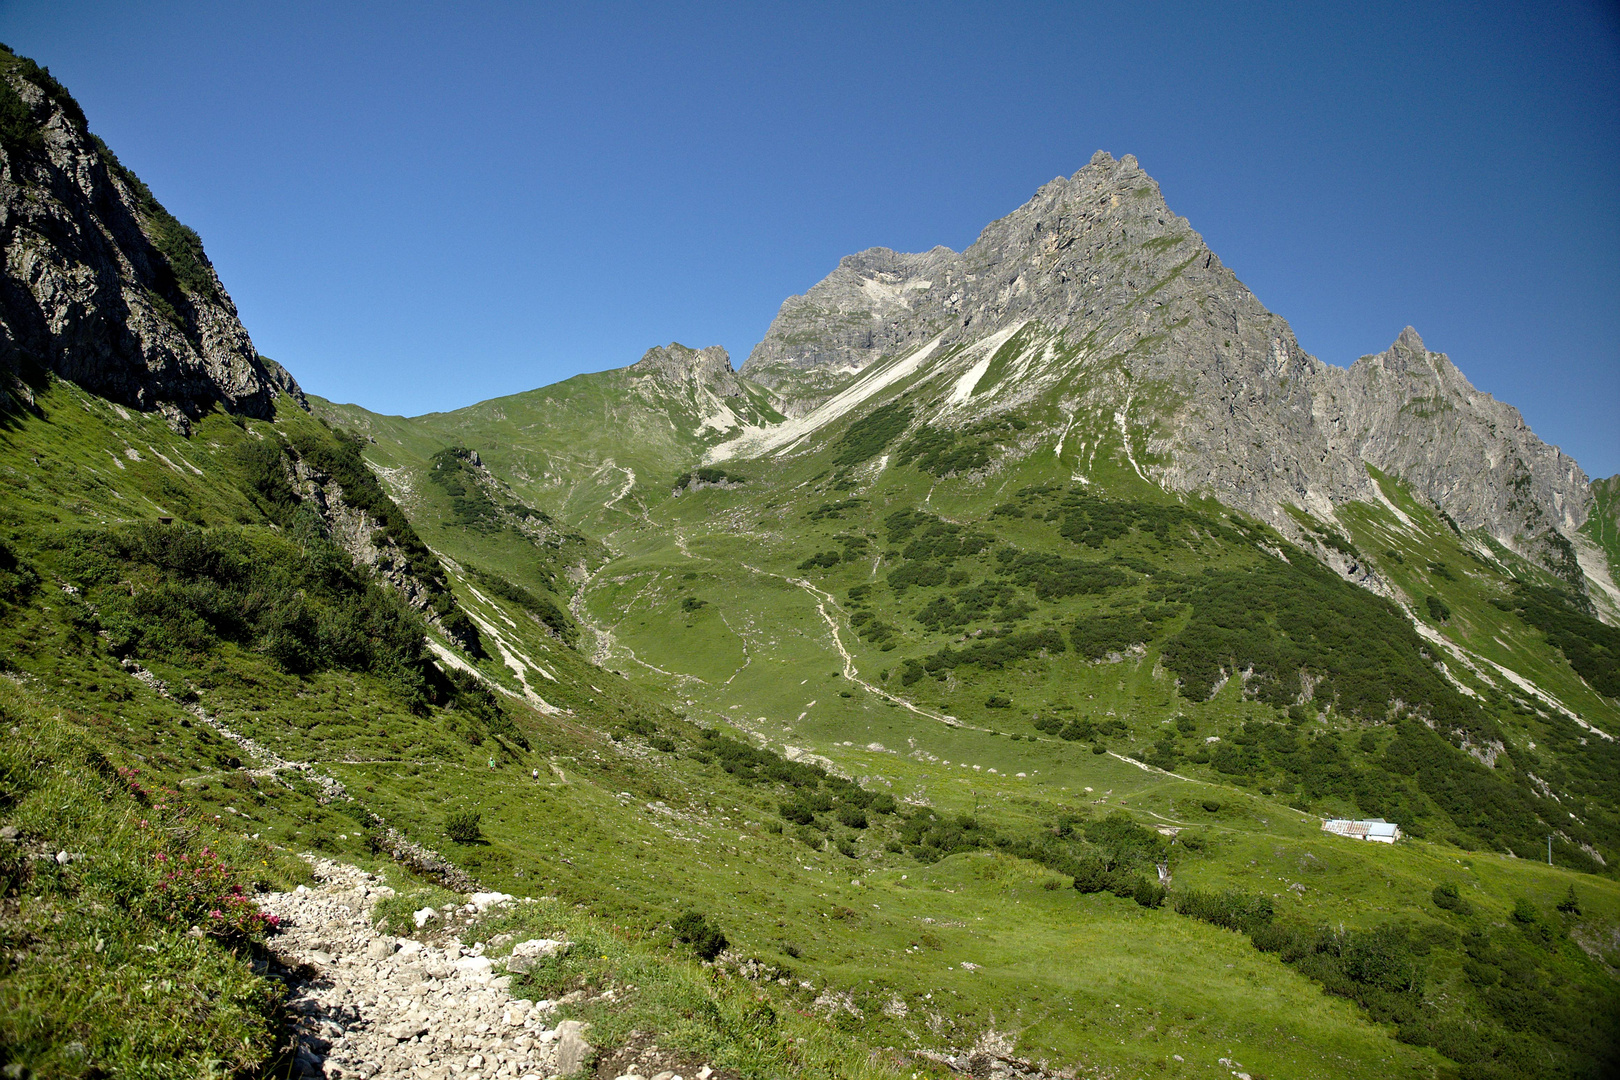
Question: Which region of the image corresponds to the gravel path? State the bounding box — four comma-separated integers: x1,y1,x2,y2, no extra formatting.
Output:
260,857,588,1080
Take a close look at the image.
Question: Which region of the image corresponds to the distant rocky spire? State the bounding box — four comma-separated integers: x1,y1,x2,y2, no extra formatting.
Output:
631,343,745,398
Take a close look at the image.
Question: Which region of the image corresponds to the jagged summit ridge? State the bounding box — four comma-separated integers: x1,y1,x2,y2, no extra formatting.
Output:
728,152,1593,583
630,342,746,398
0,50,302,428
1338,328,1589,541
740,150,1208,406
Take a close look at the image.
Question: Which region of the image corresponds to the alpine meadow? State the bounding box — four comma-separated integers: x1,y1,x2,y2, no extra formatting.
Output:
2,41,1619,1080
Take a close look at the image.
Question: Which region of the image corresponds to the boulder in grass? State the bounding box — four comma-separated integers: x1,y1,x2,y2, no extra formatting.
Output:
506,937,569,973
469,891,515,912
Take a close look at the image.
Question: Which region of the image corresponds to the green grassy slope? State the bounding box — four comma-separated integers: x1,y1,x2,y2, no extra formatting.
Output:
1583,475,1620,603
311,354,784,533
22,47,1618,1079
308,352,1620,1078
0,378,933,1078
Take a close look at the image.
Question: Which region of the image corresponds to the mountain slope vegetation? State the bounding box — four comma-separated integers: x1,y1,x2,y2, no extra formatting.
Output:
1,47,1617,1080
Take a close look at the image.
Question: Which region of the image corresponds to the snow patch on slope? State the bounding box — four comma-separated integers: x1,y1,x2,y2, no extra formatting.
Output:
707,333,945,462
946,320,1027,405
694,397,741,436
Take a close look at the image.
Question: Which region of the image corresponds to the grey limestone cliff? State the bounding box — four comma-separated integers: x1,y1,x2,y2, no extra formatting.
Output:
630,342,748,398
742,246,956,413
740,150,1591,578
0,48,302,429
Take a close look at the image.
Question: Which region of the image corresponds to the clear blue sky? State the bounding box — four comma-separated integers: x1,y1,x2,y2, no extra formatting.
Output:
4,1,1617,476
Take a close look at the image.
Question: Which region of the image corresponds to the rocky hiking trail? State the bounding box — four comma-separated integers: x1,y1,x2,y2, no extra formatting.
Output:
261,859,1056,1080
259,857,724,1080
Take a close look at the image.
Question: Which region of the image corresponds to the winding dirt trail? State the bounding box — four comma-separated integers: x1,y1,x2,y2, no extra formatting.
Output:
738,563,977,733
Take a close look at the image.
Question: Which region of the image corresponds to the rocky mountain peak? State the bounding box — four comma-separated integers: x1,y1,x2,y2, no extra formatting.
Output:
0,48,303,431
1334,329,1588,551
630,343,745,398
739,150,1205,409
724,153,1598,589
1364,326,1441,375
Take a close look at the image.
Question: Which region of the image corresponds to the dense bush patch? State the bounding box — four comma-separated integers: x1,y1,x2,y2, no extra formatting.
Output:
1070,606,1177,660
1498,584,1620,697
1156,557,1477,728
674,467,746,490
670,910,728,961
830,402,914,466
997,549,1132,601
895,416,1027,477
1173,881,1618,1080
47,523,508,735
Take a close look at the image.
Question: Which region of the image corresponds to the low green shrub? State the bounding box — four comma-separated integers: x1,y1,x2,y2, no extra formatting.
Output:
1133,878,1167,908
445,808,483,844
779,801,813,826
670,910,728,961
1432,882,1473,916
1172,888,1275,933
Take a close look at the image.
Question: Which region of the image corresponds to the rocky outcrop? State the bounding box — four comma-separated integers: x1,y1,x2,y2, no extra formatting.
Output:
292,459,446,614
0,48,303,429
289,454,485,652
739,150,1591,577
742,247,956,413
1332,329,1588,560
618,342,782,441
630,342,747,398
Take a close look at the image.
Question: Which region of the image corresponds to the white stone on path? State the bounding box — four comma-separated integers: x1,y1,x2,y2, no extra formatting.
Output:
257,856,566,1080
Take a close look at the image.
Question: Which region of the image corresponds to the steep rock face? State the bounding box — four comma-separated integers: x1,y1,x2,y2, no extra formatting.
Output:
0,50,302,428
292,461,420,607
290,455,478,650
630,343,748,399
741,151,1253,404
1330,329,1587,551
742,246,956,412
737,151,1590,575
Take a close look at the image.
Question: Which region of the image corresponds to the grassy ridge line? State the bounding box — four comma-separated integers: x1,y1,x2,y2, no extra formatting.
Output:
307,356,780,533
